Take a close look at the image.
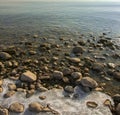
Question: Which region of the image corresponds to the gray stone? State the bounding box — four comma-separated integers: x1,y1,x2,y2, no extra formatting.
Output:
72,46,84,54
0,106,8,115
9,102,24,113
71,72,82,80
21,71,37,82
92,63,104,72
80,77,98,89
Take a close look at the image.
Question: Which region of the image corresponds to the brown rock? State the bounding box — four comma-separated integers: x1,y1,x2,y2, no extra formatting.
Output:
0,87,3,93
113,72,120,81
0,80,3,86
0,106,8,115
4,91,15,98
92,63,104,72
68,57,81,63
0,52,12,60
21,71,37,82
71,72,82,80
9,102,24,113
53,71,63,80
72,46,84,54
29,102,43,112
8,83,16,91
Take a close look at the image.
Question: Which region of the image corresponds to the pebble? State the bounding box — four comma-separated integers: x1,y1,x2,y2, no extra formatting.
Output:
8,83,16,91
0,80,3,86
29,102,43,112
0,106,9,115
0,52,12,60
39,96,46,100
64,85,74,93
107,63,116,69
53,71,63,80
71,72,82,80
21,71,37,82
86,101,98,108
68,57,81,63
92,62,104,72
113,94,120,103
80,77,98,89
0,62,4,69
63,68,72,75
9,102,24,113
72,46,84,54
0,87,3,93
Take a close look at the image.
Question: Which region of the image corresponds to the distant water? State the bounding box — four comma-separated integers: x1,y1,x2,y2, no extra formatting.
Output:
0,1,120,40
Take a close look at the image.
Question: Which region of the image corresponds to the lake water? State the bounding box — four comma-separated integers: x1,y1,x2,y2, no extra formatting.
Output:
0,1,120,41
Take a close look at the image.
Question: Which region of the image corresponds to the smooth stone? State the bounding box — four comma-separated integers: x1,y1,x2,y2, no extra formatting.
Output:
107,63,116,68
72,46,84,54
0,52,12,60
64,85,74,93
92,63,104,72
63,68,72,75
29,102,43,112
9,102,24,113
53,71,63,80
39,96,46,100
0,62,4,69
113,72,120,81
116,103,120,115
21,71,37,82
4,91,15,98
71,72,82,80
0,106,9,115
68,57,81,63
80,77,98,89
37,86,48,92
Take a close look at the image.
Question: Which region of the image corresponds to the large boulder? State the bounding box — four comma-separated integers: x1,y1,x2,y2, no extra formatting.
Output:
21,71,37,82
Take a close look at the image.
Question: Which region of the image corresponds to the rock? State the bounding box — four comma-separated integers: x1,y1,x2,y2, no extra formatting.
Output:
29,50,37,55
71,72,82,80
29,102,43,112
116,103,120,115
0,80,3,86
64,85,74,93
63,68,72,75
113,94,120,103
86,101,98,108
53,71,63,80
8,83,16,91
37,85,48,92
39,96,46,100
107,63,116,68
33,34,38,38
4,91,15,98
9,102,24,113
0,62,4,70
21,71,37,82
80,77,98,89
26,90,35,98
5,61,12,67
0,87,3,93
72,46,84,54
68,57,81,63
0,52,12,60
113,72,120,81
0,106,9,115
92,63,104,72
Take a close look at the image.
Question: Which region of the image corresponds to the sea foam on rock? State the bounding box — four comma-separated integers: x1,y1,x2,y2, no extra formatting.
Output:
0,79,113,115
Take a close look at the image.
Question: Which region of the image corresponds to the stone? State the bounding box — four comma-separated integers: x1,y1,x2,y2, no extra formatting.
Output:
63,68,72,75
71,72,82,80
37,86,48,92
116,103,120,115
8,83,16,91
0,80,3,86
0,87,3,93
80,77,98,89
29,102,43,112
53,71,63,80
68,57,81,63
86,101,98,108
92,63,104,72
113,72,120,81
72,46,84,54
26,90,35,98
0,106,8,115
0,62,4,70
9,102,24,113
21,71,37,82
107,63,116,68
113,94,120,103
64,85,74,93
0,52,12,60
4,91,15,98
39,96,46,100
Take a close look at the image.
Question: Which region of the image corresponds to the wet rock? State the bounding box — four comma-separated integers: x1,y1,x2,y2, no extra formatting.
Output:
63,68,72,75
21,71,37,82
53,71,63,80
9,102,24,113
80,77,98,89
8,83,16,91
92,63,104,72
37,86,48,92
72,46,84,54
39,96,46,100
4,91,15,98
26,89,35,98
0,87,3,93
116,103,120,115
5,61,12,67
68,57,81,63
71,72,82,80
29,50,37,55
64,85,74,93
78,40,86,46
12,60,18,67
0,62,4,70
0,52,12,60
0,106,9,115
33,34,38,38
29,102,43,112
86,101,98,108
113,72,120,81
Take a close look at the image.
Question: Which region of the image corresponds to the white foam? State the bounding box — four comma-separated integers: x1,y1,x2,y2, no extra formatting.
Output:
0,79,113,115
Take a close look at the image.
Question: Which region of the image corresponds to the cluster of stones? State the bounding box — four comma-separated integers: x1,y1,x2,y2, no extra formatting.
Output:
0,34,120,114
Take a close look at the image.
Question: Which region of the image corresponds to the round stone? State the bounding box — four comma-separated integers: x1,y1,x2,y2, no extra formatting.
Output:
0,106,8,115
53,71,63,80
9,102,24,113
71,72,82,80
64,85,74,93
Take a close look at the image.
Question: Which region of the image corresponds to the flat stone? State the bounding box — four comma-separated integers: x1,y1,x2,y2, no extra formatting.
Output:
107,63,116,68
29,102,43,112
9,102,24,113
71,72,82,80
80,77,98,89
0,106,8,115
0,52,12,60
21,71,37,82
53,71,63,80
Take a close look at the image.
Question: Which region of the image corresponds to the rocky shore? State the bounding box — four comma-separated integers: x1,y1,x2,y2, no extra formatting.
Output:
0,33,120,115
